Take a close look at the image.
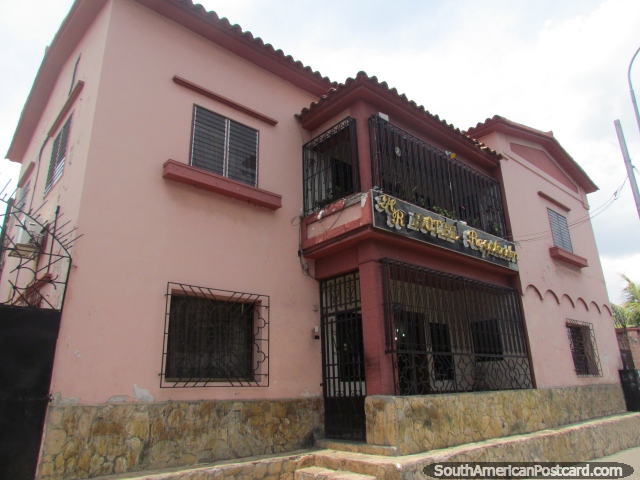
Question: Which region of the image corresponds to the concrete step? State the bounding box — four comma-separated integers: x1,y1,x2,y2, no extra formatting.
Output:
295,466,376,479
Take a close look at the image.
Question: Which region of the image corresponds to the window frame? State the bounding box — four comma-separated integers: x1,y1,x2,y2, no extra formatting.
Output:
547,208,573,252
161,282,269,388
190,105,259,188
44,115,72,195
565,319,601,377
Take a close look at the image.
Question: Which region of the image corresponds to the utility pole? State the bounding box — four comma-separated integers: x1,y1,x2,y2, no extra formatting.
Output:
614,120,640,221
628,46,640,136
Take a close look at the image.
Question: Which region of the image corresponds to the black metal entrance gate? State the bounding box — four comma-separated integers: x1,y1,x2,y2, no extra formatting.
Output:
0,306,61,479
0,193,77,479
320,272,366,440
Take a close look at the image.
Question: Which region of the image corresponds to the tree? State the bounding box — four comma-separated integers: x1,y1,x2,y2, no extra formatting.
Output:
612,275,640,328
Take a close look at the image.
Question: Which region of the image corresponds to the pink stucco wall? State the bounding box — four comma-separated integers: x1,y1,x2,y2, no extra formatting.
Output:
478,130,621,387
10,0,325,405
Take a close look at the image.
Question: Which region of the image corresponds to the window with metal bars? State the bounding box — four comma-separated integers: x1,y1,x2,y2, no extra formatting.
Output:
382,258,533,394
566,319,601,377
548,209,573,252
44,116,72,195
191,105,258,187
303,118,359,215
161,283,269,387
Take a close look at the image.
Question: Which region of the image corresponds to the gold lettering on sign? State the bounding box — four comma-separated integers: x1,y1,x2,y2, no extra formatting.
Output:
375,194,518,264
375,194,405,229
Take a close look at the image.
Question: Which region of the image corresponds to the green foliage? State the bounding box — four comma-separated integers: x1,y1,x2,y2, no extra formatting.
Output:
612,274,640,328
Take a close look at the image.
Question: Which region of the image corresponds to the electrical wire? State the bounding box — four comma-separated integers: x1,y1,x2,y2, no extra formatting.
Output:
511,175,628,244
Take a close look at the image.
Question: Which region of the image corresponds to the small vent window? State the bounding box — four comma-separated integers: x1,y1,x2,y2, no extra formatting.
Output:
548,208,573,252
44,116,72,195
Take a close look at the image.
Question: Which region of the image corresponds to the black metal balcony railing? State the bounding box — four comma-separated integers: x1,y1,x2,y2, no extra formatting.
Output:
381,259,533,395
369,115,507,238
303,118,360,216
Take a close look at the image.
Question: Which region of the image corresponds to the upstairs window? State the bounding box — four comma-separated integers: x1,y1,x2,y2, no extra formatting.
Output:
303,117,359,215
548,208,573,252
45,115,72,195
190,105,258,187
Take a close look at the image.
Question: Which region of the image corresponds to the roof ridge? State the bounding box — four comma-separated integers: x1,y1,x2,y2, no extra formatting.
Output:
299,71,500,160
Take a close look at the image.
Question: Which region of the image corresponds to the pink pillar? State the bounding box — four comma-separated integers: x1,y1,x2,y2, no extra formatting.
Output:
358,254,395,395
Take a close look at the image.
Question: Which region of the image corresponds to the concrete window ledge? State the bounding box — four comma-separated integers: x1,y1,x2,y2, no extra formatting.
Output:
163,159,282,210
549,246,588,268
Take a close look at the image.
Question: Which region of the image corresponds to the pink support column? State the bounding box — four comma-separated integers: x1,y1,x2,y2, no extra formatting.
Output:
358,250,395,395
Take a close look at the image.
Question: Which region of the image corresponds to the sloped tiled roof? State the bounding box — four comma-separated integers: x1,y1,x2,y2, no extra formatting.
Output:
166,0,336,90
467,115,598,193
298,72,501,163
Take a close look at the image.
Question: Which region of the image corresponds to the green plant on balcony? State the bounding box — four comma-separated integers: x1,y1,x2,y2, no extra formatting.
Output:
431,206,457,220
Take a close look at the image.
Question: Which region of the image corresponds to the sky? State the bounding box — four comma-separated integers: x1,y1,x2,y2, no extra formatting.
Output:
1,0,640,303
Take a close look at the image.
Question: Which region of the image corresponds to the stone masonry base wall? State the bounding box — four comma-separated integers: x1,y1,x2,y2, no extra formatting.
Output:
37,397,323,480
366,384,626,455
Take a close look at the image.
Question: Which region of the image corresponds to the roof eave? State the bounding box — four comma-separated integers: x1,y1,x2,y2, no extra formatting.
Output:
468,117,598,194
6,0,108,163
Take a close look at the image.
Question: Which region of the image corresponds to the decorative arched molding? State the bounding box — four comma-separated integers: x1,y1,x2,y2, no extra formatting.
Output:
576,298,589,312
544,289,561,305
561,293,575,308
525,284,543,301
602,304,612,317
590,301,601,314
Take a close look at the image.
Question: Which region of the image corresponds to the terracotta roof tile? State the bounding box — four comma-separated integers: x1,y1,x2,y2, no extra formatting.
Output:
172,0,336,88
298,72,500,160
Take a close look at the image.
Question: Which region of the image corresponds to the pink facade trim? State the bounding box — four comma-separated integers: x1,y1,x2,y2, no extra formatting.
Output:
162,159,282,210
538,191,570,212
173,76,278,126
48,81,85,137
549,246,589,268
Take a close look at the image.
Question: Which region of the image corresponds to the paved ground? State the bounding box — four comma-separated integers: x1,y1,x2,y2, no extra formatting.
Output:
585,447,640,479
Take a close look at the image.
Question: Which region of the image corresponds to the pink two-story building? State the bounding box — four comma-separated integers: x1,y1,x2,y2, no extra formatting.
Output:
0,1,630,478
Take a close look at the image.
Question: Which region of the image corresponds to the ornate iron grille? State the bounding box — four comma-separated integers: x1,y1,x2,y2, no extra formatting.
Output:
161,283,269,387
303,118,360,215
320,272,366,440
381,259,532,395
566,319,602,377
369,115,507,238
0,193,77,311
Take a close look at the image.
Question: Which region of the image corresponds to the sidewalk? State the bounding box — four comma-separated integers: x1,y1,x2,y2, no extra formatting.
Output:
586,447,640,479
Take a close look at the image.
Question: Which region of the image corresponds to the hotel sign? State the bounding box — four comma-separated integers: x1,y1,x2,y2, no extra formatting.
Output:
373,193,519,271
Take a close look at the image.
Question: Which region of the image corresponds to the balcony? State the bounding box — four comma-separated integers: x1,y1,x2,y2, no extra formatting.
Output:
369,115,508,238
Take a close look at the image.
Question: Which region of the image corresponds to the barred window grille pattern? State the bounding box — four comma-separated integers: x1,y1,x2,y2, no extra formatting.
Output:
369,115,507,238
320,272,366,440
45,116,72,195
381,259,532,395
303,118,360,215
566,319,601,377
191,105,258,187
161,283,269,387
548,209,573,252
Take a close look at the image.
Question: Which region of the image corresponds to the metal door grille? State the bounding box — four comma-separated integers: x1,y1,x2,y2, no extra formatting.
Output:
381,258,532,395
320,272,366,440
369,115,507,238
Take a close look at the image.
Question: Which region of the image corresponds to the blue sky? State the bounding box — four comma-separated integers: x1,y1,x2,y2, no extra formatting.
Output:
1,0,640,302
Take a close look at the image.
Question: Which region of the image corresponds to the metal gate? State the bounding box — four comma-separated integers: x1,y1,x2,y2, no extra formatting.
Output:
320,272,366,440
0,192,78,479
0,306,61,479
